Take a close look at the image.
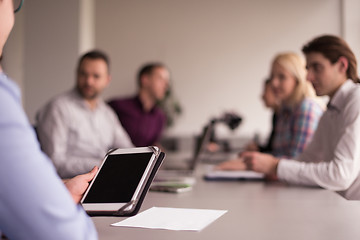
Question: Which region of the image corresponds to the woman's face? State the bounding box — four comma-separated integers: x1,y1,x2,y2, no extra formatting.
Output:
270,62,297,103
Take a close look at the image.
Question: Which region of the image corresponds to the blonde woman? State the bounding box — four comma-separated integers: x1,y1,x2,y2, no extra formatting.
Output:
217,52,324,170
270,52,324,158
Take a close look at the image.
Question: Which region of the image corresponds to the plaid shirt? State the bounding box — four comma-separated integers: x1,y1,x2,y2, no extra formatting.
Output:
272,98,324,158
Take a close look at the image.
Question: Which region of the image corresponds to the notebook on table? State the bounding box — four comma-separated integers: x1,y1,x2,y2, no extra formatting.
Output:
203,165,265,181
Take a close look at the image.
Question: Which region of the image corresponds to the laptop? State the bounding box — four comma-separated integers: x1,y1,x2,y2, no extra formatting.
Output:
153,123,213,183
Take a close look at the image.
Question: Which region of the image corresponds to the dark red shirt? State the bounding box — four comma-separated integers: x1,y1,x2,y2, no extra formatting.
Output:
108,96,166,147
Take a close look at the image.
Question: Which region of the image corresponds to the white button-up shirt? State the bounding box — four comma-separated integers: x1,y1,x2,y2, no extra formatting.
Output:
37,89,134,178
278,80,360,200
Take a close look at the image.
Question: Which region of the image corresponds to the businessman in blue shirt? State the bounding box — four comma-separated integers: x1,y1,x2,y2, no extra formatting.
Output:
0,1,98,239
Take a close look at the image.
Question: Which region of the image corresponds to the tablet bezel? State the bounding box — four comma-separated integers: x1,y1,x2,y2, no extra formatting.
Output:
81,146,159,212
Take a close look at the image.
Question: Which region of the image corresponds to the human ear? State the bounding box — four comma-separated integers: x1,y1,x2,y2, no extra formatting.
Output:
337,56,349,74
107,75,112,85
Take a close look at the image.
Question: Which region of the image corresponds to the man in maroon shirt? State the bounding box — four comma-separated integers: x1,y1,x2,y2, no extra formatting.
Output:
108,63,169,147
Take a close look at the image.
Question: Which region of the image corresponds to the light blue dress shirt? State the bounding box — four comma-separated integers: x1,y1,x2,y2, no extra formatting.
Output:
0,73,97,240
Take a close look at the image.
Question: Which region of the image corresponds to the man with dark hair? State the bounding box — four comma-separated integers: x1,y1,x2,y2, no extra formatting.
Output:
37,50,134,178
77,50,110,74
108,63,169,147
241,35,360,200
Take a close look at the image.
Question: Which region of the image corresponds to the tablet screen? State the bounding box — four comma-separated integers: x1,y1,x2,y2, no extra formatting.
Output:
83,152,153,203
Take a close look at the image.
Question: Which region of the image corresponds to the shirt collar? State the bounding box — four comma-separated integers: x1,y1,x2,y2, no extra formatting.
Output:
0,72,21,99
327,80,355,111
135,95,157,113
0,72,9,80
71,88,104,110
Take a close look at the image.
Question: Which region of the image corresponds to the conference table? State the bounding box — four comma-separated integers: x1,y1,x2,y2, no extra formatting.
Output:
92,164,360,240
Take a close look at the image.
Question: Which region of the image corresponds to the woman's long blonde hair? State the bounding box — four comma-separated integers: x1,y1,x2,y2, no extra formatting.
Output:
271,52,319,108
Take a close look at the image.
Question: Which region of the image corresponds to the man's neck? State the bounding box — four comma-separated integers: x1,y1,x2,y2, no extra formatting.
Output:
329,77,348,100
139,90,156,112
75,88,99,110
84,98,99,110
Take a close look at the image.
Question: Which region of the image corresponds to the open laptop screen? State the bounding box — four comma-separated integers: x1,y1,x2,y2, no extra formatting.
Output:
188,123,214,170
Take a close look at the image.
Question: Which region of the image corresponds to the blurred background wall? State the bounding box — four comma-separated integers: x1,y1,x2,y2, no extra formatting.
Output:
3,0,360,142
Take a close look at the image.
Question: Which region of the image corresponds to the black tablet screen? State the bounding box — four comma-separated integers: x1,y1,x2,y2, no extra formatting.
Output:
83,152,153,203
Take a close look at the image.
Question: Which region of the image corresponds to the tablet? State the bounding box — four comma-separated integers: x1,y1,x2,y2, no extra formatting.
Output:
81,146,161,215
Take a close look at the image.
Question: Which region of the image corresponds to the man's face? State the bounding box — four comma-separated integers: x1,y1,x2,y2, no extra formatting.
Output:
143,67,170,101
305,52,344,97
0,0,15,58
76,58,110,100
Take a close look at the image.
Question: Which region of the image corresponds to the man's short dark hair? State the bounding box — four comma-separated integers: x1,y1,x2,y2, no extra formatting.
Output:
77,50,110,73
137,62,166,88
302,35,359,83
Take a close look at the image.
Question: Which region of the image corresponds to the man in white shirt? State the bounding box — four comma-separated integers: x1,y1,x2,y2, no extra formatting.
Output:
240,35,360,200
37,50,134,178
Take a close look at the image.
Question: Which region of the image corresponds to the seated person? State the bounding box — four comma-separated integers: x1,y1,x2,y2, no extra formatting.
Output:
1,2,97,238
242,35,360,200
245,78,280,153
108,63,169,147
218,52,324,170
37,50,134,179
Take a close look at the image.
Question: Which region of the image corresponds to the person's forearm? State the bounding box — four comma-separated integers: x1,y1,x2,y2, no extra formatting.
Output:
277,159,358,190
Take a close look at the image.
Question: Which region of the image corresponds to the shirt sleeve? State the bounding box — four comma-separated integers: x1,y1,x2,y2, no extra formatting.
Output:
0,87,97,240
285,100,322,158
277,95,360,191
37,102,100,178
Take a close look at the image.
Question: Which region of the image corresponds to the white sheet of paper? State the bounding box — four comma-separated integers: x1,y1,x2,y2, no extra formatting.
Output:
111,207,228,231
